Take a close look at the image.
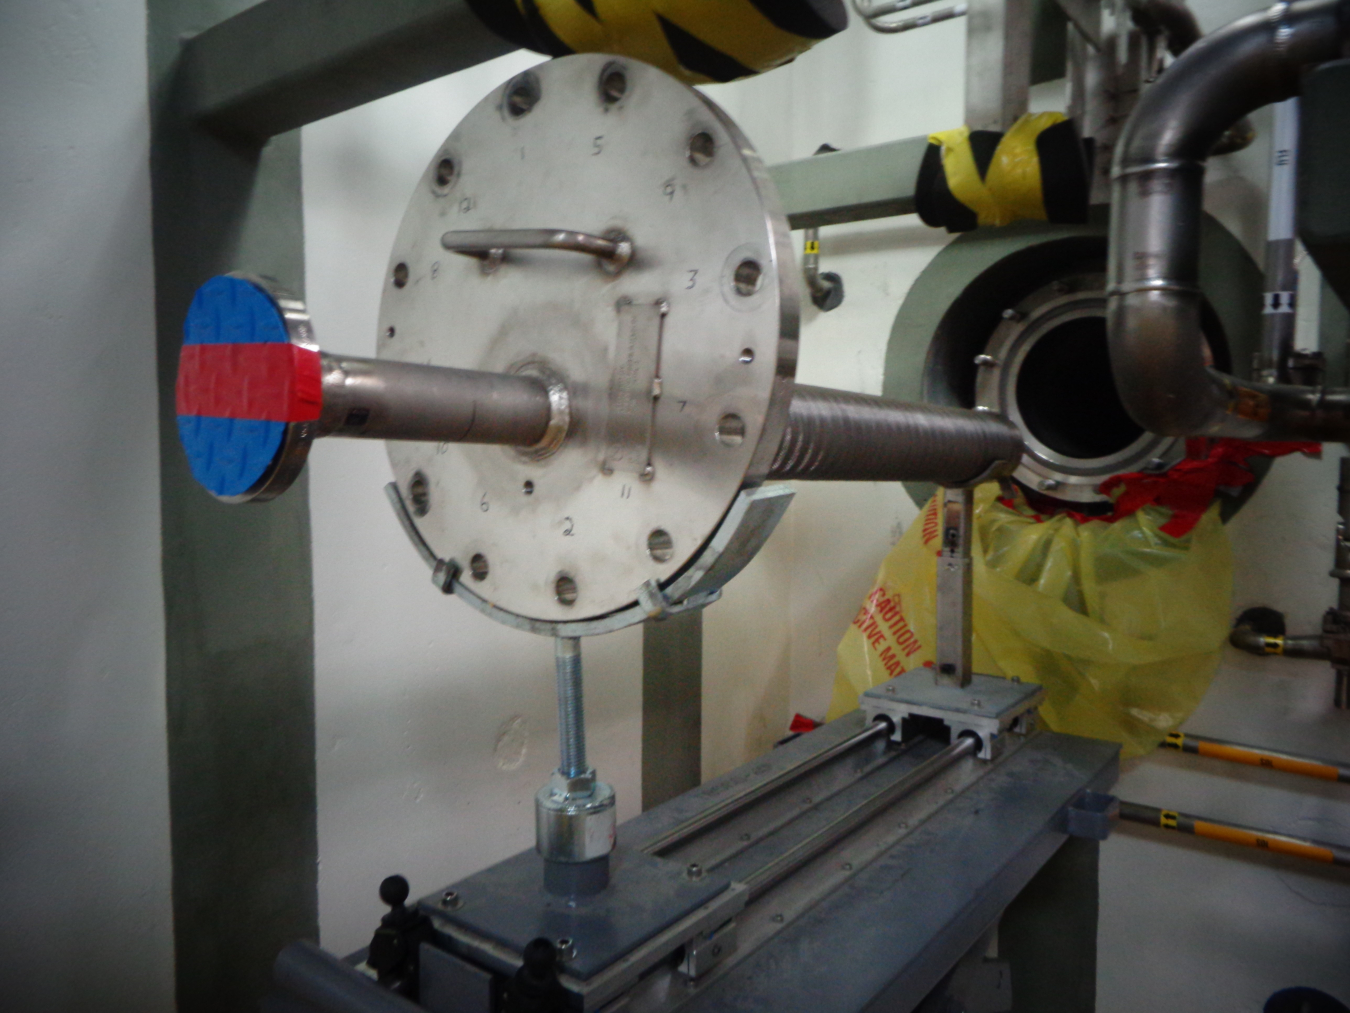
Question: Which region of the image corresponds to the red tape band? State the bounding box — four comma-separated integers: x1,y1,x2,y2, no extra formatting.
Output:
176,343,322,422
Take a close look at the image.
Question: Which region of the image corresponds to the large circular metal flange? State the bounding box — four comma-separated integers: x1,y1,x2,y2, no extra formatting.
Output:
378,55,797,624
973,272,1182,504
883,214,1262,509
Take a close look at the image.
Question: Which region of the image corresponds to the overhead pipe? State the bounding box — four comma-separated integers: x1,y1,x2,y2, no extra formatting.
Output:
1253,99,1303,384
1123,0,1256,154
1106,0,1350,441
1229,623,1331,659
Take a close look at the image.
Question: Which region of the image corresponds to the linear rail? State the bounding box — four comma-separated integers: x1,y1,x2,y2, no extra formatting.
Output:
640,718,894,857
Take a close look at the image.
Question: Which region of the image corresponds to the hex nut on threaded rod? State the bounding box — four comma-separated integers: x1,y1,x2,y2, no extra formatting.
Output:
536,637,616,893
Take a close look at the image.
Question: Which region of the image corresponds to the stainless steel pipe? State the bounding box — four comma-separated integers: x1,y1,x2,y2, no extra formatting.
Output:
313,356,1023,487
317,353,557,446
1107,0,1350,440
770,385,1023,485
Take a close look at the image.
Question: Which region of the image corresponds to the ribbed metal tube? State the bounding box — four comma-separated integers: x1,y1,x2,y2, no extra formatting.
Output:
770,385,1023,485
1107,0,1350,440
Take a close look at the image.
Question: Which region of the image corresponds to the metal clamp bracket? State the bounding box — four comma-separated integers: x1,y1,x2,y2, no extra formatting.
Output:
861,670,1044,760
1061,789,1120,841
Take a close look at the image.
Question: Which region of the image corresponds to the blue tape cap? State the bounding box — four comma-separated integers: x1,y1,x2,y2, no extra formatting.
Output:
178,275,289,498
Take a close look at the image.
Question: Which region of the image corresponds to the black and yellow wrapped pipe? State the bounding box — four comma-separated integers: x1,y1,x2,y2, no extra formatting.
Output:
466,0,847,84
1119,800,1350,866
914,113,1091,233
1162,731,1350,783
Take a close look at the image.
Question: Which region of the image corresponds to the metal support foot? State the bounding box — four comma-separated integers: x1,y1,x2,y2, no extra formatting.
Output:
535,636,616,893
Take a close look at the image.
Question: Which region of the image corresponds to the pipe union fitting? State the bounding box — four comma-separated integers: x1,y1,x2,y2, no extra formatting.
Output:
535,770,616,863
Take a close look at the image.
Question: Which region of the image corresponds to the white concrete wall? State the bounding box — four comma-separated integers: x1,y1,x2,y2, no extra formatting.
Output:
304,4,1350,1007
0,0,175,1010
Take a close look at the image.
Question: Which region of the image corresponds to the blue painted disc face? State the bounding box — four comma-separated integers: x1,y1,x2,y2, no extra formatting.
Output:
177,276,289,498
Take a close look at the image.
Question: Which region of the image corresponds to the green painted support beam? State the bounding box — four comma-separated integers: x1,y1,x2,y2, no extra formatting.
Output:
181,0,518,142
150,2,322,1009
642,611,703,810
769,136,928,231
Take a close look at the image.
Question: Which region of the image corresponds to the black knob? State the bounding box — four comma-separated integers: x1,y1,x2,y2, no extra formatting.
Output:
504,937,565,1012
811,272,845,312
379,875,410,909
521,938,557,978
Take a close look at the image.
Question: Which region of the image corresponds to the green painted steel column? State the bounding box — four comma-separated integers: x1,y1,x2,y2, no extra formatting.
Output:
148,4,316,1010
148,3,516,1007
642,611,703,809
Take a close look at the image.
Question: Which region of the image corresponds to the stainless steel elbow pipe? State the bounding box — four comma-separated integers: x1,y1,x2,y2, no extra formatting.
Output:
1107,0,1350,440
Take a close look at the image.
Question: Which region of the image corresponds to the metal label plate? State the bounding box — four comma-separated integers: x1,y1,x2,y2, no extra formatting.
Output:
603,298,664,478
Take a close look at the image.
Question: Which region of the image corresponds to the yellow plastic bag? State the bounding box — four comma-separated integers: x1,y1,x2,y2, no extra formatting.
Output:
829,485,1233,758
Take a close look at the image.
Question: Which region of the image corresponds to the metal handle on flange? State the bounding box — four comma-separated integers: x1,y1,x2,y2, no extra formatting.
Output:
440,228,634,270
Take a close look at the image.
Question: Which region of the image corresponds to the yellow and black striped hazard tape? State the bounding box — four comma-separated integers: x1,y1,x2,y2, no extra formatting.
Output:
466,0,846,84
914,113,1092,233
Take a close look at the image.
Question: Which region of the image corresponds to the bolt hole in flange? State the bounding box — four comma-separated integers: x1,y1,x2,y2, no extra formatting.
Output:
599,62,627,106
505,72,541,118
434,156,457,189
470,553,489,581
554,572,579,606
733,259,762,296
647,528,674,562
716,413,746,448
687,130,715,167
408,471,430,516
392,262,409,289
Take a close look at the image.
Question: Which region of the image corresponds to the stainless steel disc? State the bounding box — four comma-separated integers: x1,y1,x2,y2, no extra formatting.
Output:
378,55,797,623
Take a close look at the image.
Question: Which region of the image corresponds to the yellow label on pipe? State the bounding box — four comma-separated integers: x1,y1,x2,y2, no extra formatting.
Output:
1194,820,1336,863
1161,810,1179,829
804,240,820,254
1195,741,1339,781
1164,732,1185,750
